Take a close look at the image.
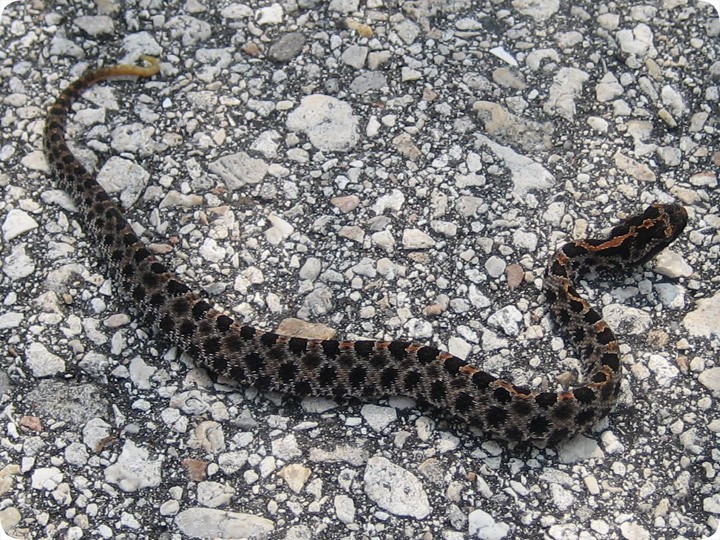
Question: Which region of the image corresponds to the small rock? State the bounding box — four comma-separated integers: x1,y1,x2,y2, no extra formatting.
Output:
74,15,114,36
341,45,368,69
653,250,692,278
698,367,720,396
269,32,305,63
3,209,38,241
402,229,434,249
363,456,431,519
175,508,274,538
505,264,524,290
361,404,397,432
265,214,294,245
26,342,65,378
468,508,510,539
3,244,35,280
299,258,322,280
614,151,655,182
278,464,311,493
596,72,624,102
209,152,268,190
286,95,360,152
104,440,162,492
487,305,523,336
255,3,283,25
485,256,506,278
683,291,720,338
543,67,590,120
330,195,360,212
334,494,356,524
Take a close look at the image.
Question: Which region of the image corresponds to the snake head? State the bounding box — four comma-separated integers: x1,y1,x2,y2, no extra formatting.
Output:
619,203,688,265
658,203,689,243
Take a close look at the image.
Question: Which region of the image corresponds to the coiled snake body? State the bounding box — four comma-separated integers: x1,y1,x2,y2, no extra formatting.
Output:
43,58,688,442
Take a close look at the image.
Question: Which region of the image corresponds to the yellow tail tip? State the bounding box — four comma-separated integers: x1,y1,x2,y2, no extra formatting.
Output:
108,56,160,78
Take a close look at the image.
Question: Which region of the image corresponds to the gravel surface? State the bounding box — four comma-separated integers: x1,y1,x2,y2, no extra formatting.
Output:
1,1,719,539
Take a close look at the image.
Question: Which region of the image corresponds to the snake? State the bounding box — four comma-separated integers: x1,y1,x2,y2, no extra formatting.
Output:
42,57,688,443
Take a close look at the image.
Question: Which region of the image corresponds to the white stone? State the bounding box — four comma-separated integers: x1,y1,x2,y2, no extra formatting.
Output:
487,305,523,337
616,23,655,57
598,13,620,30
689,172,717,188
544,67,590,120
602,304,652,335
646,354,679,387
26,342,65,378
477,135,554,197
363,456,431,519
698,367,720,396
523,49,559,73
199,238,226,263
655,283,685,309
129,356,156,390
468,508,510,539
587,116,609,132
31,467,63,490
197,481,235,508
265,214,294,245
488,46,518,67
3,244,35,280
653,250,692,278
104,440,162,492
484,256,506,278
550,483,574,511
2,209,38,241
299,257,322,280
271,434,301,460
448,337,471,359
286,95,360,152
361,404,397,432
96,156,149,208
661,85,687,117
209,151,268,190
220,4,253,18
596,72,624,102
175,508,274,538
166,15,211,46
620,521,650,540
334,494,356,524
74,15,114,36
373,189,405,214
0,311,23,329
402,228,435,249
341,45,368,69
83,417,112,450
512,230,538,251
255,2,283,24
558,435,603,464
250,130,281,159
511,0,559,21
703,493,720,513
683,291,720,338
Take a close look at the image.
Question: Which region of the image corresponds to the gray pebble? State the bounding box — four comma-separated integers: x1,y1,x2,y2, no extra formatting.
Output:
269,32,306,63
74,15,114,36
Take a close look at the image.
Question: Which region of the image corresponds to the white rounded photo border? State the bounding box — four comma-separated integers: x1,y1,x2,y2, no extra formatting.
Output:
0,0,717,539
